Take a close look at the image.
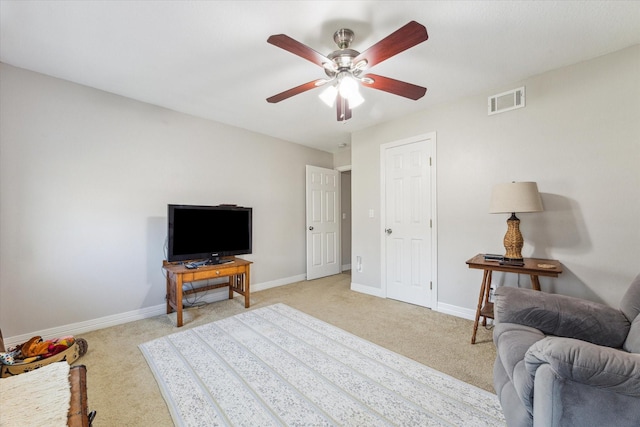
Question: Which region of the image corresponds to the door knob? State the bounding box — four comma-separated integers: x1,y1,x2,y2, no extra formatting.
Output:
385,228,392,235
308,226,314,231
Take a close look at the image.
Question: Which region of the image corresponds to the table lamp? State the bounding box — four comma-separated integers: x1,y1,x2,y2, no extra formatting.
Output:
489,182,543,260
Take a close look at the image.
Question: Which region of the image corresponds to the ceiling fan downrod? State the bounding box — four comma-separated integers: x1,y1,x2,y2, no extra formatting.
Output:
333,28,354,49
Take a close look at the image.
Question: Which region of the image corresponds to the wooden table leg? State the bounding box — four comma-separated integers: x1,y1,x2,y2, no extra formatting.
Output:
530,275,541,291
482,271,493,327
166,272,172,315
244,269,250,308
175,275,183,327
228,275,234,300
472,269,491,344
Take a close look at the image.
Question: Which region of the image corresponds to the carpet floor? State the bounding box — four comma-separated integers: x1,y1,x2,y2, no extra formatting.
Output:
140,303,505,426
75,272,497,426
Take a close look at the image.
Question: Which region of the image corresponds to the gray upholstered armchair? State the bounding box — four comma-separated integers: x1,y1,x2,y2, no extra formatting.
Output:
492,273,640,427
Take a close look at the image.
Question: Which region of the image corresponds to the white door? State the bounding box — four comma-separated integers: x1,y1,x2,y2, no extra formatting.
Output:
306,165,340,280
382,136,434,307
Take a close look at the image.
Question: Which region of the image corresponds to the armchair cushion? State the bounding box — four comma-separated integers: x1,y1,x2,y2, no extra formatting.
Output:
620,273,640,322
624,315,640,353
526,337,640,396
494,286,631,348
621,273,640,353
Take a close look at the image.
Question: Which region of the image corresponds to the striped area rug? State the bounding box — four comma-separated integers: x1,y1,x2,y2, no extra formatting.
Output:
139,303,505,426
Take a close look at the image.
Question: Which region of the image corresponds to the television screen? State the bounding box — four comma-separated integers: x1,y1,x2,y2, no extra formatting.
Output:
167,204,252,262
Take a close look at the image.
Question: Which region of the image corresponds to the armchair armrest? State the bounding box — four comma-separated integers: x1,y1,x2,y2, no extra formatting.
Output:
525,337,640,396
494,287,630,348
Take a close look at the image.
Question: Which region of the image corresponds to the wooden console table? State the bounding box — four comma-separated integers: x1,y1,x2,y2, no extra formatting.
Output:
466,254,562,344
163,258,252,327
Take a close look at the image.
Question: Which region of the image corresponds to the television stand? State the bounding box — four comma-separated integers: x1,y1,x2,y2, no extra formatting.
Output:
163,257,252,327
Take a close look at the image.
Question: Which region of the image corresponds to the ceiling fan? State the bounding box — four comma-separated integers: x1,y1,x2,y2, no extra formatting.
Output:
266,21,429,121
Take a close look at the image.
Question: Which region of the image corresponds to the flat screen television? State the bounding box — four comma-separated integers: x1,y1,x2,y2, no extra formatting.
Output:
167,204,252,263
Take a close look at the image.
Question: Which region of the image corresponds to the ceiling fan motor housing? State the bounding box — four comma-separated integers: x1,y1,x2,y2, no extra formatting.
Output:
326,48,361,76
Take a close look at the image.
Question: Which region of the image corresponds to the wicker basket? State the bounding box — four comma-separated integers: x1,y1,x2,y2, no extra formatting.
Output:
1,341,81,378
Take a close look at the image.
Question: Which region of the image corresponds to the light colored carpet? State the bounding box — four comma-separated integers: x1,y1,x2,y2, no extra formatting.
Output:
140,303,505,426
75,272,497,426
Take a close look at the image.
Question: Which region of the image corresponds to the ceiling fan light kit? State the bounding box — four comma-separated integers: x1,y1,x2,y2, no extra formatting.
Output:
319,85,338,107
267,21,429,121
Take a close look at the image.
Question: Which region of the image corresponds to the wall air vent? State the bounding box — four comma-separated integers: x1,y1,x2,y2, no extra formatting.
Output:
488,86,525,115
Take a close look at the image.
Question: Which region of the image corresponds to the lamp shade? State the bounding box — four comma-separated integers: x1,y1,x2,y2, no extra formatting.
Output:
319,85,338,107
489,182,543,214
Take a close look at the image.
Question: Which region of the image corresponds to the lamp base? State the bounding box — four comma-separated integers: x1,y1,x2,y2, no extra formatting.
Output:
503,213,524,260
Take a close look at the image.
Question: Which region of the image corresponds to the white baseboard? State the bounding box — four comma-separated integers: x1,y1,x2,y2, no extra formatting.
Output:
252,274,306,292
4,303,173,348
3,274,306,348
350,283,476,322
5,276,477,347
435,302,476,321
350,282,385,298
341,264,352,272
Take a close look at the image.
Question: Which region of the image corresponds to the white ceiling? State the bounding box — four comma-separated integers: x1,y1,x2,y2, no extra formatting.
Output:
1,1,639,153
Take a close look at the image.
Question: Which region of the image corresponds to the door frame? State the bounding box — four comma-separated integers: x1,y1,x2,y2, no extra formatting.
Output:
337,166,352,273
380,132,438,308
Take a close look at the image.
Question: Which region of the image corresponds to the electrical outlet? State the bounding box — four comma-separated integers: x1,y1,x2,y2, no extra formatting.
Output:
356,256,362,272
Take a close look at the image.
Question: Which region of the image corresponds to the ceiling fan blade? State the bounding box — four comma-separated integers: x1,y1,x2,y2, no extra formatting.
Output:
336,95,352,121
267,34,332,68
362,74,427,100
266,79,326,103
354,21,428,70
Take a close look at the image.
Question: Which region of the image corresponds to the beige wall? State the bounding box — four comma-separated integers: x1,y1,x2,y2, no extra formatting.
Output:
2,45,638,340
333,149,351,169
351,45,640,315
0,63,332,338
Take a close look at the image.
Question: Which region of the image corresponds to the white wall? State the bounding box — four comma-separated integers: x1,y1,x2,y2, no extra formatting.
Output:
0,64,332,338
351,45,640,314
